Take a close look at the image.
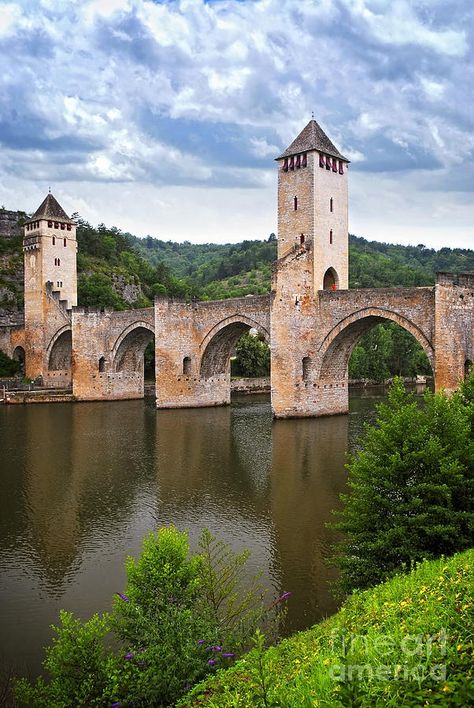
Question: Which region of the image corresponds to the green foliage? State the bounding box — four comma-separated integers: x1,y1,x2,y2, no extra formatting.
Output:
16,526,278,708
0,350,20,377
15,611,113,707
180,550,474,707
232,334,270,378
331,377,474,593
349,322,432,381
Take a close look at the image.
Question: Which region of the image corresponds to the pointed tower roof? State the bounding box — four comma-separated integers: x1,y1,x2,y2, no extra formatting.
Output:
25,193,75,224
277,119,349,162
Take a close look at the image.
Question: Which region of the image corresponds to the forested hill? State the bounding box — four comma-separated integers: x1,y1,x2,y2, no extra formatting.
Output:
1,207,474,317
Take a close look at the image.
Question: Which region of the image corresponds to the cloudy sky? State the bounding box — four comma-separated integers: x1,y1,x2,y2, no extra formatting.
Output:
1,0,473,248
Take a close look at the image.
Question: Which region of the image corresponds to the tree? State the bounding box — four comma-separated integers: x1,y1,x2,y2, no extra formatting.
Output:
331,377,474,593
233,334,270,377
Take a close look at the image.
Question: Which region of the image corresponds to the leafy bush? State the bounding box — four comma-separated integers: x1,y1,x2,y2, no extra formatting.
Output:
232,334,270,378
331,377,474,593
15,527,281,707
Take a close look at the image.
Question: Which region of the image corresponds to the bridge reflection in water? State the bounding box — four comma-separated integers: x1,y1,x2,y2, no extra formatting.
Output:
0,394,372,677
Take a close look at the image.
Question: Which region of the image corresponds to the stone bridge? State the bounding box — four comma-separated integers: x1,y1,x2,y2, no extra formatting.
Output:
71,294,270,403
271,268,474,417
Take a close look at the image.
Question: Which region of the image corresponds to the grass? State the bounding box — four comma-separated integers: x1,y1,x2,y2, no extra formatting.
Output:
179,549,474,707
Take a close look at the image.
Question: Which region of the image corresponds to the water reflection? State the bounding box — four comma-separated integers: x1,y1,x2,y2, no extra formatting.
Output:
0,394,378,676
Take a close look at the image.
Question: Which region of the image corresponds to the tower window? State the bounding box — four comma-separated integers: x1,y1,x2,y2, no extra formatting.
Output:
67,224,71,231
330,230,333,244
48,221,53,228
283,158,288,172
289,156,294,170
339,161,344,175
61,223,65,230
54,222,58,229
332,159,338,173
326,157,331,170
295,154,301,169
64,238,67,247
302,152,307,167
99,357,106,373
54,258,61,266
330,198,333,212
319,153,325,168
52,236,56,245
294,196,298,211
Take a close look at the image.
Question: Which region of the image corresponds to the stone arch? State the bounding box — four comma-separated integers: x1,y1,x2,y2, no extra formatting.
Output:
112,321,155,373
13,346,25,373
317,308,434,381
465,359,473,379
47,327,72,371
323,267,339,290
200,315,270,379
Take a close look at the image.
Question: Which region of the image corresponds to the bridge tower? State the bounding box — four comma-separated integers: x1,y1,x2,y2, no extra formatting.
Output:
23,193,77,380
276,118,350,292
271,119,351,417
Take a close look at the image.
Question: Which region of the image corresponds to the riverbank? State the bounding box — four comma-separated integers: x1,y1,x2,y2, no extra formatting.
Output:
180,549,473,706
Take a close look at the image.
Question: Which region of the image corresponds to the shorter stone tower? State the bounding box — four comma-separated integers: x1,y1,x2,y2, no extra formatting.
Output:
23,193,77,380
276,119,349,291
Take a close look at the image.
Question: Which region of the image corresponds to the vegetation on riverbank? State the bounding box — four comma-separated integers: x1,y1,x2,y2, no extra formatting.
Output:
180,549,474,707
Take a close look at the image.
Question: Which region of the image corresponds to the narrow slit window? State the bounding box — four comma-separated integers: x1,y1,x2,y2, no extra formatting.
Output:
330,230,333,244
302,357,311,381
52,236,56,245
300,233,305,245
294,196,298,210
330,198,333,212
183,356,191,376
63,238,67,247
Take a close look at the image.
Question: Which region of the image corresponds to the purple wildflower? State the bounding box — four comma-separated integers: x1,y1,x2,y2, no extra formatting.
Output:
111,703,121,707
207,659,217,666
211,645,222,652
137,661,145,667
197,640,205,645
124,652,134,660
222,652,236,658
115,592,129,603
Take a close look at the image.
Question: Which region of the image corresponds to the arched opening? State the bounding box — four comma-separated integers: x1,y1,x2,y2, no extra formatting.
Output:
323,267,338,290
201,320,270,381
13,346,25,374
48,330,72,370
465,360,473,379
319,314,434,391
114,326,154,376
98,356,106,373
183,356,192,376
302,356,311,381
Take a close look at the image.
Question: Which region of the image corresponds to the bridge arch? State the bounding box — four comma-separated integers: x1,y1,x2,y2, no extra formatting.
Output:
317,307,434,381
47,326,72,371
200,314,270,379
112,321,155,373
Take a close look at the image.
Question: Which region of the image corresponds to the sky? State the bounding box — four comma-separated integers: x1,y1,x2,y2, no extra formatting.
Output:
0,0,473,249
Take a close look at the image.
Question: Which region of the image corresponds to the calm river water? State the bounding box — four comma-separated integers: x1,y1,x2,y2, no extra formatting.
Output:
0,390,389,676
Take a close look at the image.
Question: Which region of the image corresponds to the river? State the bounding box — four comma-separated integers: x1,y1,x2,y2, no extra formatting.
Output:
0,389,393,677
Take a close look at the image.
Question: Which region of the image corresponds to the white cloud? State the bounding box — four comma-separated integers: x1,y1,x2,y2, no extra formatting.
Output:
0,0,472,248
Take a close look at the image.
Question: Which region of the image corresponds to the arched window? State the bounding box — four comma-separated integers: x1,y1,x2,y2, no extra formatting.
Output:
323,267,338,291
99,357,105,373
294,196,298,210
330,197,333,212
302,356,311,381
183,356,191,376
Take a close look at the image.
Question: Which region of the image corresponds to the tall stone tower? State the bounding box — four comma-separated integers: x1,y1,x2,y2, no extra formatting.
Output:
23,193,77,379
276,119,349,291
